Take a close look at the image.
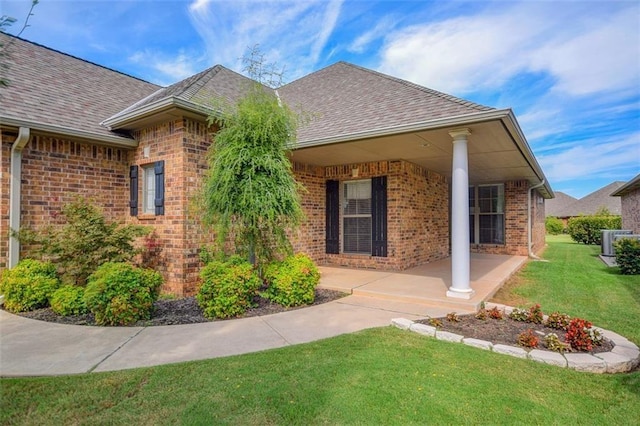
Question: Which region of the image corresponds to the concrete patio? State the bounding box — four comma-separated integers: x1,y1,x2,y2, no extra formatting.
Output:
318,253,529,312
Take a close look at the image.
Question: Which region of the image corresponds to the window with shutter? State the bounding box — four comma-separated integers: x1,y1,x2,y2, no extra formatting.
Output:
343,179,372,254
141,161,165,216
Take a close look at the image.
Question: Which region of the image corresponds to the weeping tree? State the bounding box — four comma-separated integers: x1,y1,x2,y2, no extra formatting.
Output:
201,48,304,267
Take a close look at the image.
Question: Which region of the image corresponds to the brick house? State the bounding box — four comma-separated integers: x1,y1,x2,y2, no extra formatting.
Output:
612,174,640,234
1,34,553,297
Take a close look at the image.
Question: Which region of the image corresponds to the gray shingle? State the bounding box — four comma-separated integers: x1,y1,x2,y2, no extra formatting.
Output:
0,33,159,139
278,62,494,144
551,182,625,217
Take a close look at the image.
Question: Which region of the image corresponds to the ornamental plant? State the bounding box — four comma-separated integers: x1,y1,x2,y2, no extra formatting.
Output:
565,318,602,352
196,256,262,319
14,197,149,285
545,312,571,330
0,259,60,312
614,237,640,275
446,312,460,322
567,215,621,245
427,317,443,328
527,304,544,324
50,285,88,316
475,308,488,320
517,329,539,348
201,47,304,268
84,262,163,326
488,306,504,320
509,307,528,322
263,253,320,307
545,216,564,235
544,333,571,353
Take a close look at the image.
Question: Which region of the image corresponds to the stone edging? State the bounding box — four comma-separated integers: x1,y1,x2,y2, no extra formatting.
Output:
392,302,640,374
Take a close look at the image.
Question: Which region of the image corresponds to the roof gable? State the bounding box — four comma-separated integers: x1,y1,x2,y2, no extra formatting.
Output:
104,65,259,126
278,62,493,144
0,33,159,140
552,182,624,217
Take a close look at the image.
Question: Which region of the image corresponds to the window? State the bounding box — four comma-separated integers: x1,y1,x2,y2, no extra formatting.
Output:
129,161,164,216
325,177,386,257
469,184,504,244
143,165,156,214
343,180,372,254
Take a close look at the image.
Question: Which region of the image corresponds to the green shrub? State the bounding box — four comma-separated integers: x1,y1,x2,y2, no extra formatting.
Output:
84,262,163,326
263,253,320,307
614,237,640,275
196,256,261,319
50,285,88,316
545,216,564,235
14,197,149,285
0,259,60,312
567,215,621,245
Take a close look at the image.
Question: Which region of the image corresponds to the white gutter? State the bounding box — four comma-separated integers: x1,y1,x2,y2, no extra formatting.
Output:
8,127,30,268
0,117,137,148
100,96,214,130
528,179,546,260
296,108,513,149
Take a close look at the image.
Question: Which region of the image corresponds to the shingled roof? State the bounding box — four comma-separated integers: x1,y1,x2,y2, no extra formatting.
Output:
278,62,494,144
549,182,624,217
0,33,159,141
545,192,578,217
103,65,257,127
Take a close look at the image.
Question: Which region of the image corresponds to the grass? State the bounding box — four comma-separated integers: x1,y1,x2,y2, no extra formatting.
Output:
2,235,639,425
493,234,640,344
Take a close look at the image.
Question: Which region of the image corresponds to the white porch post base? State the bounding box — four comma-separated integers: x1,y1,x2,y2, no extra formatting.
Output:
446,288,475,299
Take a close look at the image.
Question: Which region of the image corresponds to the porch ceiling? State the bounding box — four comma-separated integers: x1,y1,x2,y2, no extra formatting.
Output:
291,115,553,198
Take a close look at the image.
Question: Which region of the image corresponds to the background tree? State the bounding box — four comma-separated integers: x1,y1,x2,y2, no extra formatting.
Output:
201,47,304,267
1,0,39,87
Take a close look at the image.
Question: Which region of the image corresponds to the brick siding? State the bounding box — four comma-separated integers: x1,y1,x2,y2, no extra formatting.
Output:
2,121,546,295
620,188,640,234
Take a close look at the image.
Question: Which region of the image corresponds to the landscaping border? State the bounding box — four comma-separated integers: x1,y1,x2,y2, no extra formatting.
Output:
392,303,640,374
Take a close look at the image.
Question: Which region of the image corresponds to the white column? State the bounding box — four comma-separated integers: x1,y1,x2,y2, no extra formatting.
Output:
447,128,474,299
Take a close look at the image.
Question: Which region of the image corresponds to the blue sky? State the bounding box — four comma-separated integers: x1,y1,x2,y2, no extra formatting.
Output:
3,0,639,198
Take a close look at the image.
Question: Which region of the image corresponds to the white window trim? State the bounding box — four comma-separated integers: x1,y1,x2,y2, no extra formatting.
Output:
142,164,156,215
470,184,505,245
341,179,372,255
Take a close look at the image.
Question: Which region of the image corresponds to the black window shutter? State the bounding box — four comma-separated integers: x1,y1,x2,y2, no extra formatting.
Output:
129,165,138,216
325,180,339,254
154,160,165,216
371,176,387,257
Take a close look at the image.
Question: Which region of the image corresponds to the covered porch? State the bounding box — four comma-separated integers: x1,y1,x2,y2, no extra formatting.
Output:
317,253,528,313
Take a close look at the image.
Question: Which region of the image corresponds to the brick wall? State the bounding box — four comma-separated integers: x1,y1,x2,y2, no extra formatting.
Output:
471,180,533,256
0,133,129,270
293,159,450,271
128,118,216,296
532,189,546,254
620,188,640,234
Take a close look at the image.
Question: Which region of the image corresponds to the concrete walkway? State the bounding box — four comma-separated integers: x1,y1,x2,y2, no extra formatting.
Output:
0,254,526,377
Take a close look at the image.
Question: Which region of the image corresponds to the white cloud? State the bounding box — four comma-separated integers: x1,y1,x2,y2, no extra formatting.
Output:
377,2,640,98
537,132,640,183
187,0,344,81
348,16,396,53
129,50,203,86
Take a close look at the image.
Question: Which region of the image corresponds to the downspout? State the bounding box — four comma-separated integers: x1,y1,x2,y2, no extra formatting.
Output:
8,127,30,268
528,179,545,260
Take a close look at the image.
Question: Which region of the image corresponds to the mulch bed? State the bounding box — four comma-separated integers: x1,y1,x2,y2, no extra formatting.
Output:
9,289,348,327
418,314,614,354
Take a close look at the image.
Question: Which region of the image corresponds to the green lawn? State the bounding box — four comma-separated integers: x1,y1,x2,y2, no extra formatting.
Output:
2,235,639,425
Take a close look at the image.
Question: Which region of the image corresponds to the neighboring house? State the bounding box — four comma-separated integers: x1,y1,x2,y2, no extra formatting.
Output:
547,182,624,226
611,174,640,234
0,34,553,297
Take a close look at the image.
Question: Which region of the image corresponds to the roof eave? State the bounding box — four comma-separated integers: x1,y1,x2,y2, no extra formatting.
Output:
0,116,138,148
296,108,554,198
101,97,215,130
611,173,640,196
